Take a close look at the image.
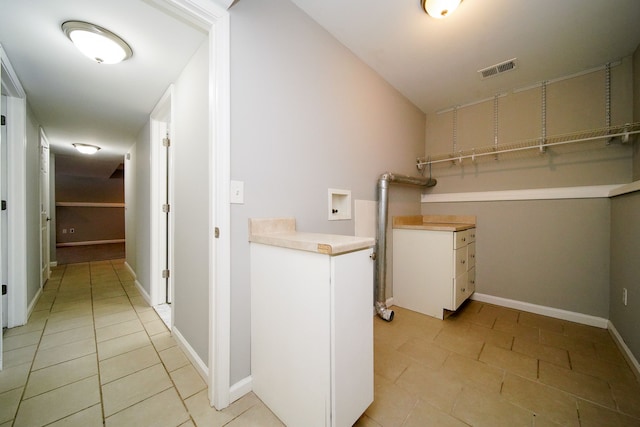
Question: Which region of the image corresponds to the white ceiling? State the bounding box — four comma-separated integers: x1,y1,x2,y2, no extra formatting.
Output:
290,0,640,114
2,0,640,176
0,0,206,171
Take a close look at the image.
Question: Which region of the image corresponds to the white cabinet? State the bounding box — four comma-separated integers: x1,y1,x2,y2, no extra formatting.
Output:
392,217,476,320
249,218,374,427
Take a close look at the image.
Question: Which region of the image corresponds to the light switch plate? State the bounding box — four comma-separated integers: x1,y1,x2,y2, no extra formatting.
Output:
230,180,244,204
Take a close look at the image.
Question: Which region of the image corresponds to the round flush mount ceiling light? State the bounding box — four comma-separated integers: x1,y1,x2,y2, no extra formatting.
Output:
421,0,462,19
73,143,101,155
62,21,133,64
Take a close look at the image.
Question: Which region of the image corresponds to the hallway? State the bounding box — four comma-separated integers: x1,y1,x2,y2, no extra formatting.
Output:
0,260,281,426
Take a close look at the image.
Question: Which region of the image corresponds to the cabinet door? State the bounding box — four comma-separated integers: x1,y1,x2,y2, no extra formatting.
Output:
332,249,374,427
251,244,331,426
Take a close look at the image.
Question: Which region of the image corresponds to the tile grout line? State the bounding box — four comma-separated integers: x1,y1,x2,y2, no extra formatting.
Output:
101,259,196,426
9,265,67,426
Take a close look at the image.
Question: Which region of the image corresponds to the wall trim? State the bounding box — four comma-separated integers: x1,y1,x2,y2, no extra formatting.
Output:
471,293,609,328
422,184,620,203
26,288,42,322
609,180,640,197
134,280,152,306
173,326,209,384
229,376,253,404
55,202,125,208
56,239,125,247
49,262,58,268
608,321,640,381
124,262,137,280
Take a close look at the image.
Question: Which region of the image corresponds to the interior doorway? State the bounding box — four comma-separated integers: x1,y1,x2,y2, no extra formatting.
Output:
150,86,173,329
39,128,50,286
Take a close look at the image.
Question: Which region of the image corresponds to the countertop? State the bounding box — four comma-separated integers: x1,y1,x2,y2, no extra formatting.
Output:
249,217,375,255
393,215,476,232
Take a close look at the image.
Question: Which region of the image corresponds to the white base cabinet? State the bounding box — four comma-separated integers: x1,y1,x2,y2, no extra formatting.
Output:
393,226,476,320
250,243,374,427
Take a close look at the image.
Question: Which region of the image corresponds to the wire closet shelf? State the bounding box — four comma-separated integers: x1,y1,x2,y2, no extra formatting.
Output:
417,122,640,168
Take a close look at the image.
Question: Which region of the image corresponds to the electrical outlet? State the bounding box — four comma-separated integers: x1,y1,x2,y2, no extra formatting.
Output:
623,288,628,306
62,229,67,234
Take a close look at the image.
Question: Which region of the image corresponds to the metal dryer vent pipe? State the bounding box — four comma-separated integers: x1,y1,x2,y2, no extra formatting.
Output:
375,172,437,321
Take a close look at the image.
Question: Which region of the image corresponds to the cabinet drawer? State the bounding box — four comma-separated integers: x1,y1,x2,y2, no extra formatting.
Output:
468,242,476,269
453,271,469,310
468,228,476,244
454,246,467,276
468,267,476,295
454,230,470,249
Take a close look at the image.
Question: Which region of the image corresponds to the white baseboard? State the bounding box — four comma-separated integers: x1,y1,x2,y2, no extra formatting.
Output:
229,376,253,404
172,326,209,385
49,261,58,268
56,239,125,247
124,262,137,280
27,288,42,321
607,321,640,381
134,280,152,306
471,293,609,328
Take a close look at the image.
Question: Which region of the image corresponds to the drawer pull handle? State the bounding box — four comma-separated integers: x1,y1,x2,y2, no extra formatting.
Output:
461,260,465,264
462,288,466,292
462,237,466,242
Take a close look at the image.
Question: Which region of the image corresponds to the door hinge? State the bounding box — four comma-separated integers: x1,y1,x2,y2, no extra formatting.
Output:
162,269,170,279
162,137,171,147
162,204,170,213
2,284,6,295
1,115,5,126
1,200,6,211
214,227,220,238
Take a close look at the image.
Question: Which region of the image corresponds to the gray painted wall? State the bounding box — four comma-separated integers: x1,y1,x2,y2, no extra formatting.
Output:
422,199,611,318
172,39,210,363
610,192,640,362
417,55,636,322
133,123,151,295
633,44,640,180
26,104,41,304
609,42,640,363
124,143,138,276
229,0,426,384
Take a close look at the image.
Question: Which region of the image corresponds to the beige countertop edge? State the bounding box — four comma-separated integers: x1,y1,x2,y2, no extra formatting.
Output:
393,223,475,232
249,232,375,255
392,214,476,231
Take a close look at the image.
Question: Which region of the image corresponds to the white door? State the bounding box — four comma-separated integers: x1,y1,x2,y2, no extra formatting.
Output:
40,129,50,286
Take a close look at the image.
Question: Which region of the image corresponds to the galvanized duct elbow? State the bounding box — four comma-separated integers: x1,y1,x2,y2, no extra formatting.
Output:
375,172,437,321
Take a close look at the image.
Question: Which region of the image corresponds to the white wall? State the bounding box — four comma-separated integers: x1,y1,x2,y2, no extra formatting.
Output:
125,143,138,276
134,123,151,294
228,0,426,384
172,39,210,363
26,104,41,304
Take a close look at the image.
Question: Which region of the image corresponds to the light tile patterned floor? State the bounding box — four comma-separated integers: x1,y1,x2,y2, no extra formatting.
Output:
358,304,640,426
0,260,281,427
2,259,640,426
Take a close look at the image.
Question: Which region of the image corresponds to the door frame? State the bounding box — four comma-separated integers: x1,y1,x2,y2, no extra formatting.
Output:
150,85,174,310
39,127,51,287
158,0,231,410
1,44,28,331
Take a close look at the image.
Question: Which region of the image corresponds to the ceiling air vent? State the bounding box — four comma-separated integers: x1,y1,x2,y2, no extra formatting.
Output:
478,58,517,79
